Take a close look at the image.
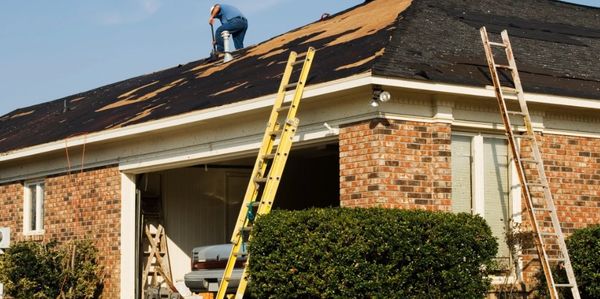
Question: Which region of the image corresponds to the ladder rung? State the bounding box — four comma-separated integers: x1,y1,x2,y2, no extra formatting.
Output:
488,41,507,47
495,64,513,70
533,207,552,212
254,177,268,183
250,201,260,208
507,110,526,116
528,182,548,188
292,59,305,66
520,158,539,163
501,87,519,94
270,129,283,136
516,134,535,140
277,104,292,112
263,153,276,160
555,284,575,288
547,257,566,262
285,82,298,89
540,232,557,236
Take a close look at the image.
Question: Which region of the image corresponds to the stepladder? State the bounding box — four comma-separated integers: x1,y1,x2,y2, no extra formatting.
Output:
216,47,316,299
480,27,580,299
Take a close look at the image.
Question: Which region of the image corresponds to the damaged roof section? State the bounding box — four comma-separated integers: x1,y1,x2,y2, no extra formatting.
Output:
0,0,408,154
374,0,600,97
1,0,600,155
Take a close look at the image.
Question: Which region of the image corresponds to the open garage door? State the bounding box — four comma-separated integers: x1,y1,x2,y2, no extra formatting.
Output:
136,142,339,296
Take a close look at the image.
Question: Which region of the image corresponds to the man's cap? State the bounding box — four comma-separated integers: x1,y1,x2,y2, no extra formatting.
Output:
210,5,216,13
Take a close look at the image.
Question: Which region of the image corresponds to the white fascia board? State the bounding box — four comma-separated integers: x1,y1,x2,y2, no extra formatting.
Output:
0,73,372,163
372,76,600,109
2,73,598,163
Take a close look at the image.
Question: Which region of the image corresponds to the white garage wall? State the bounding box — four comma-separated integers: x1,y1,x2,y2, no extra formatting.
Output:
161,167,250,283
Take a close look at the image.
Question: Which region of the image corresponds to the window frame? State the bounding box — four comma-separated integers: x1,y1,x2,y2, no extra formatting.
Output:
23,180,45,235
451,131,523,282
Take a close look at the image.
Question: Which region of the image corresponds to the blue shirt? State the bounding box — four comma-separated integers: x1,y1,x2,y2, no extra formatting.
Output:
216,4,245,24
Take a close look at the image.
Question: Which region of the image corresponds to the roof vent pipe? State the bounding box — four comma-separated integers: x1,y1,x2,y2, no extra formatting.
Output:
221,31,233,63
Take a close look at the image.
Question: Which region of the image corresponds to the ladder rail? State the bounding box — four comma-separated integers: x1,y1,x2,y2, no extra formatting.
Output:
230,51,298,242
216,47,316,299
501,29,580,298
488,27,558,295
480,27,580,299
215,52,297,298
234,49,315,298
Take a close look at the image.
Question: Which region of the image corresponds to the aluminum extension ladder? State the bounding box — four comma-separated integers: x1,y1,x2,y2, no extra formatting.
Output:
480,27,580,299
216,47,316,299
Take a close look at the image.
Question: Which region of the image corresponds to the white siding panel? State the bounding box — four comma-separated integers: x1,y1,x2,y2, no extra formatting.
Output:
162,168,249,283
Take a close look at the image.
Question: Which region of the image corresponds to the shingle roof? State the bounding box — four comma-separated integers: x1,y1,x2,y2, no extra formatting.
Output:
1,0,599,154
373,0,600,98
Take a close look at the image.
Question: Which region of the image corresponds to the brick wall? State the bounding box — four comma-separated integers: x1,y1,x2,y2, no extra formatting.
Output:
519,134,600,287
339,118,452,211
340,119,600,291
0,165,121,298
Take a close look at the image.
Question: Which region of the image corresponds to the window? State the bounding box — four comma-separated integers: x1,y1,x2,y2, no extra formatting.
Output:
24,181,45,234
451,133,521,264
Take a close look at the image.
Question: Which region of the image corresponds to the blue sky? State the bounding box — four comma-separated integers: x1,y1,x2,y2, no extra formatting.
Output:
0,0,598,116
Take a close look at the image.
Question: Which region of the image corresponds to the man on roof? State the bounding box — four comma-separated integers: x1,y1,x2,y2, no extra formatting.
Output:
209,4,248,52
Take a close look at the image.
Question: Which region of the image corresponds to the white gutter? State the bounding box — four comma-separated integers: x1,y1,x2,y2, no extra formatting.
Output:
1,74,598,163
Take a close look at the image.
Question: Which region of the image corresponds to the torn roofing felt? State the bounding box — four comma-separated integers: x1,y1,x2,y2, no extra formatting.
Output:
1,0,599,154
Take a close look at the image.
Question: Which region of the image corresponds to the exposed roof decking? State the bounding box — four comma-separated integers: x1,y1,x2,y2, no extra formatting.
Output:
0,0,408,154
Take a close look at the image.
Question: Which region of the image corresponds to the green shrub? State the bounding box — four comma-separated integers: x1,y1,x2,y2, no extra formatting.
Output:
569,225,600,298
0,241,61,299
57,240,104,299
536,225,600,298
0,239,103,299
248,208,498,298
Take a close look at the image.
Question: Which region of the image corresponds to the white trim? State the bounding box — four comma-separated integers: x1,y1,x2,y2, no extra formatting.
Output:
372,76,600,109
510,140,522,224
471,134,485,216
1,74,599,164
510,139,523,281
0,73,371,164
118,124,339,174
120,173,136,299
23,180,45,235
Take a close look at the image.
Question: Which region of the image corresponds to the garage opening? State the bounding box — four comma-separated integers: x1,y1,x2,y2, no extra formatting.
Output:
136,142,339,295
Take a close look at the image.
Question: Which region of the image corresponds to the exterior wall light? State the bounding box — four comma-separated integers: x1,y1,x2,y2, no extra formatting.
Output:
371,87,391,107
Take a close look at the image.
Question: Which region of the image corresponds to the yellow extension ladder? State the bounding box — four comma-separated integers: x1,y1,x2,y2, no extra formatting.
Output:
480,27,580,299
216,47,316,299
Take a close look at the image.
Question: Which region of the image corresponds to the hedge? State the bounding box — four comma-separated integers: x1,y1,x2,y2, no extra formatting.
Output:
248,208,498,298
0,239,103,299
536,225,600,298
569,225,600,298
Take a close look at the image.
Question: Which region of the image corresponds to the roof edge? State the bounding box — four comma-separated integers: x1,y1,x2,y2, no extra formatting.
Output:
2,73,600,164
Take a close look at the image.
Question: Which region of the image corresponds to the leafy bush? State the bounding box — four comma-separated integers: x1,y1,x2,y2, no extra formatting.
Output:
569,225,600,298
536,225,600,299
57,240,104,299
0,239,103,299
248,208,498,298
0,241,61,299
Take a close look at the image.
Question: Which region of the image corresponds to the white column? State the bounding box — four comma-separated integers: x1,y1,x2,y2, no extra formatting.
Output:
35,184,44,231
471,134,485,216
120,173,136,299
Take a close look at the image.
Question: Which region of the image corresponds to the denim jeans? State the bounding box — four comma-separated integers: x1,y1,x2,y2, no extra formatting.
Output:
215,17,248,52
